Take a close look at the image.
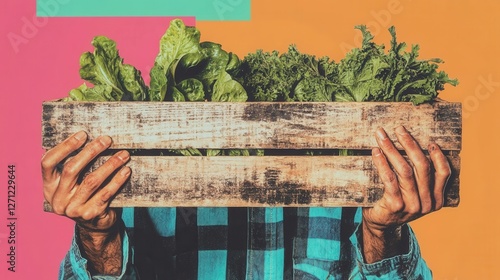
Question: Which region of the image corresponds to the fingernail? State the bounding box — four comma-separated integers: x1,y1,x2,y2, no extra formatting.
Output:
429,143,436,151
74,131,87,141
116,150,130,161
372,148,381,156
120,167,131,176
376,128,387,140
395,126,408,135
99,136,112,146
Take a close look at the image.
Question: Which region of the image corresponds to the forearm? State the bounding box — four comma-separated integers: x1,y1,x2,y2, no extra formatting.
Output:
77,223,123,276
361,221,408,263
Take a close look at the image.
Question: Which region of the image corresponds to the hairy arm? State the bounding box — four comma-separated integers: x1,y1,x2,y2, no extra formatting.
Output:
78,223,123,275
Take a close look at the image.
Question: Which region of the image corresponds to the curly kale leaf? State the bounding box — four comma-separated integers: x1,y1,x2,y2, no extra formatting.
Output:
335,25,458,104
238,45,338,102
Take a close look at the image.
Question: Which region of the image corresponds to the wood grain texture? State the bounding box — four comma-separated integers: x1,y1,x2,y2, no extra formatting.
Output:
42,101,462,151
43,155,459,210
42,100,461,209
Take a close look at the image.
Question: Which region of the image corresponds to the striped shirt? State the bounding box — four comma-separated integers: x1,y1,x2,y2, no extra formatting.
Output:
60,207,432,279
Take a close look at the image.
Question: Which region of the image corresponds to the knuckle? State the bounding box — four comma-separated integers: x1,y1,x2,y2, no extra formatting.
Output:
81,210,96,221
421,204,432,215
399,164,414,179
41,155,54,170
406,203,421,214
81,173,101,189
434,201,444,211
64,205,80,218
92,137,110,151
400,135,414,146
107,156,123,169
434,195,445,210
61,162,79,177
98,190,112,205
417,160,431,173
52,204,66,215
390,199,405,212
383,171,397,184
437,166,452,178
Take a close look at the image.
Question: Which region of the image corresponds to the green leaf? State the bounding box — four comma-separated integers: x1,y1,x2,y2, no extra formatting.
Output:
150,19,202,102
212,71,247,102
176,78,205,101
68,84,112,101
119,64,148,101
293,75,334,102
149,64,168,101
77,36,147,101
195,42,230,96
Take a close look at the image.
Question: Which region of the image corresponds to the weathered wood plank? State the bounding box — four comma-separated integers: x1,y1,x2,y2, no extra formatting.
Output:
43,155,459,210
42,101,462,150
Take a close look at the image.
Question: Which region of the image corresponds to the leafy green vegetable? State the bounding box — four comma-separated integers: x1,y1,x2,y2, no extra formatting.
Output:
67,84,112,101
237,45,338,102
176,78,205,101
212,71,247,102
149,19,247,103
68,36,148,101
149,20,202,101
66,20,458,158
334,25,458,104
236,26,457,155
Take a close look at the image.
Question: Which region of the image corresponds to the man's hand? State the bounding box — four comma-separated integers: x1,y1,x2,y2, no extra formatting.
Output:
42,131,130,275
361,126,452,263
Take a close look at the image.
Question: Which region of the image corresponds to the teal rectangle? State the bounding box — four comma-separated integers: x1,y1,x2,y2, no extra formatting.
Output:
147,208,176,237
306,238,341,260
121,207,134,228
308,207,342,219
37,0,251,20
198,250,227,279
264,248,284,279
197,208,228,226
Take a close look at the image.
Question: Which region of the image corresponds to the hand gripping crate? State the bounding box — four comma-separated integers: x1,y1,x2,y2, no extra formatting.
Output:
42,101,461,209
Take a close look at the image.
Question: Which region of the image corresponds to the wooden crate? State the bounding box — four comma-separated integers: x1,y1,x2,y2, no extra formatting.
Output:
42,101,461,209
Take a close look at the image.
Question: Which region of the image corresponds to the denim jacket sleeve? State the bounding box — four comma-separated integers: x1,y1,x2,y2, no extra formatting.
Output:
58,225,136,280
349,224,433,280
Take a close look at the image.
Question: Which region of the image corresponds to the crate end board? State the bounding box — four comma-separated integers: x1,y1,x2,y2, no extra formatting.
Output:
42,101,462,151
43,155,460,210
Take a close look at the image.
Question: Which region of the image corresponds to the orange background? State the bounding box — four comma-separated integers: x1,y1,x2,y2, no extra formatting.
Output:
198,0,499,279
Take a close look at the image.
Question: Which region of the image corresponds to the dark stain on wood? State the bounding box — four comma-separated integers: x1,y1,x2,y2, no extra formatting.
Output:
239,168,313,205
242,103,292,122
433,104,462,122
243,103,328,123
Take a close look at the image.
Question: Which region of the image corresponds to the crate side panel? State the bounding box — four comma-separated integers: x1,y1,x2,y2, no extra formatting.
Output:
42,102,462,150
41,155,459,209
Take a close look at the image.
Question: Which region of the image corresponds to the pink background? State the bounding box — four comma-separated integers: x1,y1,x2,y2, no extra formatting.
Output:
0,1,194,278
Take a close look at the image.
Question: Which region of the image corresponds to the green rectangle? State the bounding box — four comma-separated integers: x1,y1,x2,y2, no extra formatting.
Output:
37,0,251,20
